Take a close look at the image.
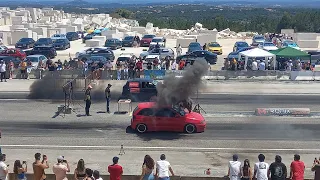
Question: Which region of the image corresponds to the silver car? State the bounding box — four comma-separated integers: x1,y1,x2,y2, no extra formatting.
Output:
140,47,174,60
252,35,265,45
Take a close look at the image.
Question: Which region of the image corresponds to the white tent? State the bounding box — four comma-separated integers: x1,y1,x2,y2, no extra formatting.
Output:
238,48,277,70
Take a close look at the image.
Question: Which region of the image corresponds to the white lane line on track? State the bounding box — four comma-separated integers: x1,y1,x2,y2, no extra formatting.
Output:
1,145,320,152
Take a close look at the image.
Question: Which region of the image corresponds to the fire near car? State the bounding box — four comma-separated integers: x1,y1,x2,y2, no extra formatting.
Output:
130,102,206,133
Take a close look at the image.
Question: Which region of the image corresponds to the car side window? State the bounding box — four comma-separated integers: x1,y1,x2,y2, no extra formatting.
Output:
155,108,176,117
138,108,154,116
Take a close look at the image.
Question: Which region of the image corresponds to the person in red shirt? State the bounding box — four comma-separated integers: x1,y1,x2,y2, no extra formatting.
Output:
108,157,123,180
290,154,305,180
135,60,143,78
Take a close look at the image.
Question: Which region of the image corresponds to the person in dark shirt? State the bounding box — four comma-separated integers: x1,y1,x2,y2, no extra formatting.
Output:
312,158,320,180
105,84,112,113
128,61,135,79
84,85,92,116
146,60,152,70
268,155,287,180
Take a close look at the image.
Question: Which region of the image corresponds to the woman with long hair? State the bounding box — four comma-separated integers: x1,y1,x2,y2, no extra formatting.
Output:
241,159,252,180
140,155,155,180
13,160,27,180
74,159,86,180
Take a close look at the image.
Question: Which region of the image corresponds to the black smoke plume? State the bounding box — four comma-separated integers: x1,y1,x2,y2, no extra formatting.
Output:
156,59,209,107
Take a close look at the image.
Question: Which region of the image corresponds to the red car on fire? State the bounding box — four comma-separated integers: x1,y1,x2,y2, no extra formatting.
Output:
140,34,156,47
0,48,27,60
130,102,206,134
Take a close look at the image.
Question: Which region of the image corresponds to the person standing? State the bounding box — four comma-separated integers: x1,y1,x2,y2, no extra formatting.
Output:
228,154,241,180
105,84,112,113
311,158,320,180
52,156,70,180
140,155,155,180
268,155,287,180
108,157,123,180
32,153,49,180
84,85,92,116
241,159,252,180
254,154,269,180
0,154,8,180
289,154,305,180
13,160,27,180
176,44,182,57
156,154,174,180
0,60,7,82
203,43,207,50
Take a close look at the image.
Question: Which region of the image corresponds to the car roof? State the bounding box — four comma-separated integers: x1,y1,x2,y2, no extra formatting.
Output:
119,54,133,57
107,38,119,40
127,78,154,83
27,55,44,58
153,37,164,39
137,102,157,109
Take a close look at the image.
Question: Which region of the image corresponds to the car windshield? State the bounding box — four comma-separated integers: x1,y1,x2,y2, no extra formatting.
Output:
38,39,49,42
124,36,134,40
143,35,155,38
19,38,30,42
152,38,163,42
90,57,106,62
55,39,65,43
53,34,62,37
254,36,264,40
118,57,130,61
209,43,220,47
264,43,274,46
189,43,200,47
106,39,116,43
26,57,39,62
236,42,249,47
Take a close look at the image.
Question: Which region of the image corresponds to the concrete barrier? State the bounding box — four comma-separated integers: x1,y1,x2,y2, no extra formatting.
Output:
290,71,314,81
255,108,311,116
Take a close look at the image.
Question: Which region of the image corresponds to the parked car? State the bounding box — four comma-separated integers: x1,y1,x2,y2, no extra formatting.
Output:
140,34,156,47
122,36,135,47
0,56,21,68
66,32,79,41
34,38,53,47
30,46,57,59
15,38,35,49
260,41,278,51
119,78,158,102
105,38,122,50
53,38,70,50
227,47,255,60
25,55,48,68
82,33,96,43
207,42,222,55
140,47,175,60
87,56,108,64
252,35,265,45
144,54,161,64
51,34,66,41
0,45,8,53
76,47,111,59
282,40,301,50
177,50,217,65
233,41,249,52
78,48,115,62
130,102,206,133
0,48,26,60
150,37,166,47
117,53,135,63
187,42,202,53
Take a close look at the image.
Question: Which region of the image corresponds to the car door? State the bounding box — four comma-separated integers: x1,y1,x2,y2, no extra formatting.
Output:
135,108,157,131
154,108,177,131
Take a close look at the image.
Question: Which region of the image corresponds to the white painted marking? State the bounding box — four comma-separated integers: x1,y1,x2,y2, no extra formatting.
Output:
1,145,320,152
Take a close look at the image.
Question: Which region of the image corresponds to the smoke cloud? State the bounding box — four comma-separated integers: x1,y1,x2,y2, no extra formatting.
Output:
156,59,209,106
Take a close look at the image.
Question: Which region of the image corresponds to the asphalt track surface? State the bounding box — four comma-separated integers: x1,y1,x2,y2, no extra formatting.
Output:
1,93,320,152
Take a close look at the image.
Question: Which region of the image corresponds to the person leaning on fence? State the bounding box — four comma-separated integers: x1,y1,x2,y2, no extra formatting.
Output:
14,160,28,180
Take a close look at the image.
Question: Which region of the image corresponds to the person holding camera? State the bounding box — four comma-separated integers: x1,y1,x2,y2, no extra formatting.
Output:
53,156,70,180
32,153,49,180
311,158,320,180
14,160,27,180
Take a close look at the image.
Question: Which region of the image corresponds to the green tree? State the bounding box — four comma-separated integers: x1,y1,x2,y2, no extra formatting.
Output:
276,12,293,33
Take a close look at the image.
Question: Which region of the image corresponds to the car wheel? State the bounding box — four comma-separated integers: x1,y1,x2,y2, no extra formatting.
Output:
184,124,196,134
136,124,147,133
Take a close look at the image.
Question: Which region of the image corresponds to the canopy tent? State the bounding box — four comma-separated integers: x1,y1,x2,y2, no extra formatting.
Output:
270,47,311,57
238,48,277,70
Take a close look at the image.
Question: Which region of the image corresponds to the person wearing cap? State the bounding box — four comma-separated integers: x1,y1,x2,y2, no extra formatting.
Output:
268,155,287,180
0,60,7,82
228,154,241,180
156,154,174,180
84,85,92,116
53,156,70,180
108,157,123,180
105,84,112,113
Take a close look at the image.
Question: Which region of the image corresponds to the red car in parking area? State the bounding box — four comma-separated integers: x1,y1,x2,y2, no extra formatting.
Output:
140,34,156,47
130,102,206,133
0,48,26,60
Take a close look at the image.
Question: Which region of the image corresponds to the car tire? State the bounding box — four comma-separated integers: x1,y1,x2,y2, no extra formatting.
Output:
136,124,147,133
184,124,196,134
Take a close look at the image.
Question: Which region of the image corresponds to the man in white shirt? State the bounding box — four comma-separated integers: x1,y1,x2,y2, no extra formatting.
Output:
0,60,7,82
0,154,8,180
252,60,258,70
287,60,293,71
156,154,175,180
258,60,266,70
254,154,269,180
52,156,70,180
228,154,241,180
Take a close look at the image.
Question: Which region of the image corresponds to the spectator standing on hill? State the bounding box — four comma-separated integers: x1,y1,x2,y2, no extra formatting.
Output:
254,154,269,180
0,154,8,180
268,155,287,180
140,155,155,180
108,157,123,180
290,154,305,180
74,159,86,180
93,170,103,180
241,159,252,180
13,160,27,180
0,60,6,82
312,158,320,180
156,154,174,180
33,153,49,180
228,154,241,180
52,156,70,180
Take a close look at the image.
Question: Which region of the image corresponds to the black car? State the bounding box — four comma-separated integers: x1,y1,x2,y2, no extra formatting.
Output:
15,38,35,49
34,38,53,47
176,50,217,65
119,78,158,102
122,36,135,47
53,38,70,50
0,56,21,68
66,32,79,41
30,46,57,59
78,48,115,62
82,34,95,43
